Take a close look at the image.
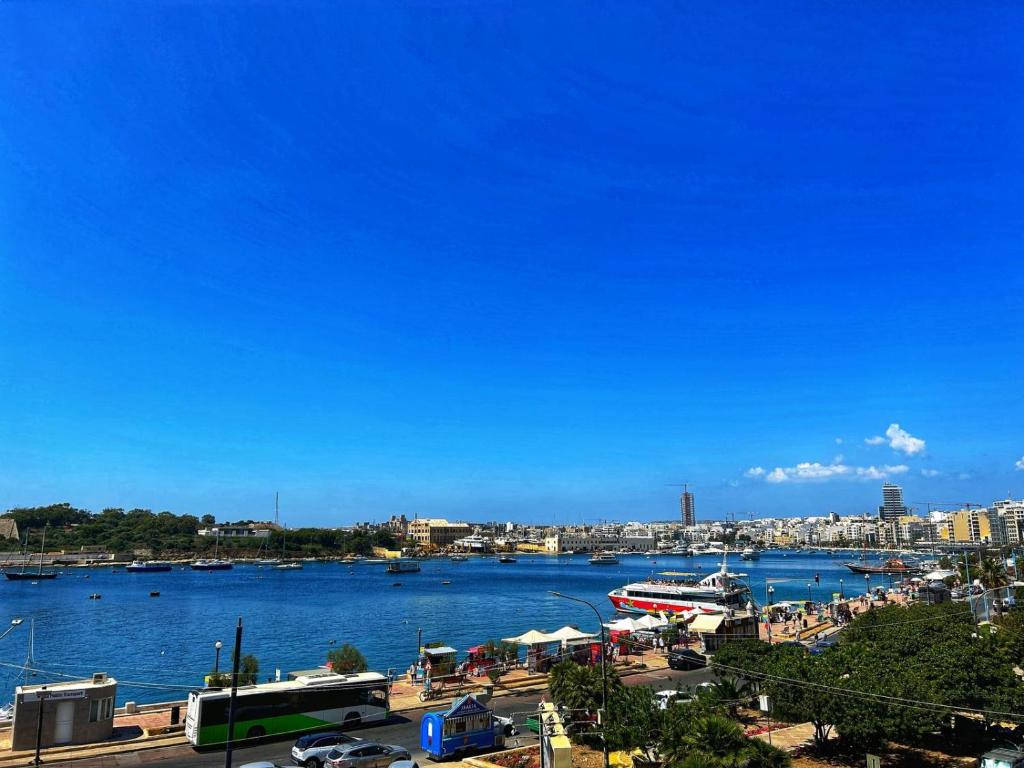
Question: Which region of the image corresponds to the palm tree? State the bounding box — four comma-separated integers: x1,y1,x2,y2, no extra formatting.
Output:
704,676,754,717
682,714,747,765
740,738,791,768
978,556,1008,589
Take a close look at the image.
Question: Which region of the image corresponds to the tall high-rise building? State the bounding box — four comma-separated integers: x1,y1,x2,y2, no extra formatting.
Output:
878,483,907,522
680,487,695,527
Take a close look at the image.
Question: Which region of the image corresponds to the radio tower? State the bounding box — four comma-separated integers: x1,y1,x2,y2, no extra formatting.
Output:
274,492,280,527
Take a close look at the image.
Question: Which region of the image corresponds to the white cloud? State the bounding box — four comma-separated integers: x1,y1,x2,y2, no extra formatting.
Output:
864,423,926,456
958,472,972,480
749,460,908,484
920,469,940,477
885,423,926,456
834,437,844,445
1016,456,1024,471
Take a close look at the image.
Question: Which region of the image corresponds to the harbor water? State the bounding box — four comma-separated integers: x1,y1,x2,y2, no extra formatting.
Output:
0,550,891,705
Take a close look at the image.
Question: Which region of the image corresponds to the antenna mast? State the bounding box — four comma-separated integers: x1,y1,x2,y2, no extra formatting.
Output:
275,492,279,527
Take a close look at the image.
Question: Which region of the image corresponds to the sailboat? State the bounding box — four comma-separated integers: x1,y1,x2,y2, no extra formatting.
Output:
255,494,282,566
273,527,302,569
191,530,233,570
5,527,58,580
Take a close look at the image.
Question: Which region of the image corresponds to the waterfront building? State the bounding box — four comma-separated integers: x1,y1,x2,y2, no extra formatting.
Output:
938,508,991,544
452,533,491,551
408,518,473,549
878,483,908,522
0,518,19,541
681,488,695,527
197,524,273,538
12,674,117,750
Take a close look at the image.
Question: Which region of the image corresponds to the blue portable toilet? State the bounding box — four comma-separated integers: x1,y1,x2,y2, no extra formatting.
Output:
420,694,502,761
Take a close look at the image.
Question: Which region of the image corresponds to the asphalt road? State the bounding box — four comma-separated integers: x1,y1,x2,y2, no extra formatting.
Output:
51,665,714,768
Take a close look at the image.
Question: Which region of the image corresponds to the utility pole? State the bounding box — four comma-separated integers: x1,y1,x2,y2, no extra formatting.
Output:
224,618,243,768
32,686,47,767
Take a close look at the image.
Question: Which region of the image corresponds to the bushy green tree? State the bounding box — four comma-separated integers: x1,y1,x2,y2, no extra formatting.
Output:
328,643,368,673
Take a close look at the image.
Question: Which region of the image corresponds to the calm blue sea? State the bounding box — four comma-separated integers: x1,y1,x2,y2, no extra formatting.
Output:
0,551,887,705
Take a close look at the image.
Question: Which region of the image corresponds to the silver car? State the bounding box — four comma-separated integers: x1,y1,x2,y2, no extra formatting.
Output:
292,732,363,768
325,742,411,768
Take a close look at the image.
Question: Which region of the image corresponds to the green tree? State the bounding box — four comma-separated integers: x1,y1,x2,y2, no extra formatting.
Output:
328,643,368,673
240,654,259,685
603,684,662,765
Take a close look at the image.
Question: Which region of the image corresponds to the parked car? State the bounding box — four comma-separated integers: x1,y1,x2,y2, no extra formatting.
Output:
654,689,695,709
324,742,411,768
388,762,419,768
292,732,362,768
242,763,286,768
667,649,707,671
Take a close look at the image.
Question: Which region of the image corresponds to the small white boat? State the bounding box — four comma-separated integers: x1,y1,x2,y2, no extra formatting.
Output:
740,548,760,561
589,552,620,565
449,554,469,562
273,561,303,570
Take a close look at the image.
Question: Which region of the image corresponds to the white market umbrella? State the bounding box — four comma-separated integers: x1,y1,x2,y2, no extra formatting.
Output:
923,570,957,581
503,629,556,645
546,626,598,642
634,614,668,630
605,617,643,632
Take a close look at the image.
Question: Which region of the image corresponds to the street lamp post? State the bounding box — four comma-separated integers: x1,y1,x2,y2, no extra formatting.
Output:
839,578,844,600
766,586,775,641
214,641,223,676
549,591,609,768
806,582,812,604
865,573,871,599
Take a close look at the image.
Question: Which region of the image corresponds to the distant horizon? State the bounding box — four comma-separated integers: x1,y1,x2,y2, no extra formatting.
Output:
2,4,1021,524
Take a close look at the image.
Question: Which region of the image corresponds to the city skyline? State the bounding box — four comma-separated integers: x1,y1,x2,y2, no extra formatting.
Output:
2,4,1022,524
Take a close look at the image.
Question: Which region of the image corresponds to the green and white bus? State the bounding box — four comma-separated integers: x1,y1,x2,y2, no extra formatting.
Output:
185,671,390,747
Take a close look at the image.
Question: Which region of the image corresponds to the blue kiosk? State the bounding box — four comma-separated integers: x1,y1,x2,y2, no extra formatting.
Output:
420,694,504,761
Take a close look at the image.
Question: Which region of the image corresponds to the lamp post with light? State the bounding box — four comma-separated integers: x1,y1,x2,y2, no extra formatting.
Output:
548,591,609,768
214,641,223,676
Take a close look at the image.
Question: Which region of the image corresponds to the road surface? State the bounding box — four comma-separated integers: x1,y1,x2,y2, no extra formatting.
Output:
50,665,714,768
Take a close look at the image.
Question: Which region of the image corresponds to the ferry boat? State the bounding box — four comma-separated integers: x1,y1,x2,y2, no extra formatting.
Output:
385,560,421,574
125,560,173,572
608,552,754,615
589,552,619,565
739,547,760,561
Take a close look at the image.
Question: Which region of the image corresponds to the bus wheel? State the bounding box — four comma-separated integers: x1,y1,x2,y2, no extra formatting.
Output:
246,725,266,740
344,713,362,727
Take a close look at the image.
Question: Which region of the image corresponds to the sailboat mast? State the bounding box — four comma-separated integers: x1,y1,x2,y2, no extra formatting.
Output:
38,527,46,576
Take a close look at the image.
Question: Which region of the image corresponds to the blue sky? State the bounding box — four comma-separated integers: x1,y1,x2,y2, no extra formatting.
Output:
2,3,1022,524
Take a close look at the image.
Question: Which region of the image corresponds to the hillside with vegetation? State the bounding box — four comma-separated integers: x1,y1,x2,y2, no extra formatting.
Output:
0,503,397,557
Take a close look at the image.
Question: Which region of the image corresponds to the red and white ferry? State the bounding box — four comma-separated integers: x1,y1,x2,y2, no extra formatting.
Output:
608,553,755,615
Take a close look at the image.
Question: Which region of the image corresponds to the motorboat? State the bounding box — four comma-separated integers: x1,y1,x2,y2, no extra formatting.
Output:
498,555,517,564
191,559,233,571
739,548,760,561
589,552,619,565
386,560,422,574
273,561,303,570
125,560,173,572
449,554,469,562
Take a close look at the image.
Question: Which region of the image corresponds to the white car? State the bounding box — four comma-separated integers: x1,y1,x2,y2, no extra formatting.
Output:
291,732,363,768
654,690,694,710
